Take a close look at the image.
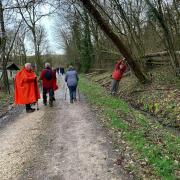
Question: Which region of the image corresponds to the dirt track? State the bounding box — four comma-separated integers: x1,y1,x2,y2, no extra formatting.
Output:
0,76,130,180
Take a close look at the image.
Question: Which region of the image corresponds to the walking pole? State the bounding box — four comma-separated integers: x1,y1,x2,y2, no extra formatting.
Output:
36,101,39,110
34,77,39,111
77,86,80,101
65,84,67,100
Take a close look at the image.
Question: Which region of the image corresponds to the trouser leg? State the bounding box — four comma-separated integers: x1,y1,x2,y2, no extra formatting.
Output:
25,104,31,110
111,79,117,93
43,88,47,104
114,80,120,93
52,89,56,101
72,86,77,100
111,80,119,94
49,89,54,99
68,86,73,103
49,89,54,106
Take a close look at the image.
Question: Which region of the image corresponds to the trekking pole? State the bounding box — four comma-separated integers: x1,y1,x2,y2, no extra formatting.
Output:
77,86,80,101
34,77,39,111
65,84,67,100
36,101,39,110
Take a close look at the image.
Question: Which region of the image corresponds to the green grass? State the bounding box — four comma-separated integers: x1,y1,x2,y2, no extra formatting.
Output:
79,75,180,179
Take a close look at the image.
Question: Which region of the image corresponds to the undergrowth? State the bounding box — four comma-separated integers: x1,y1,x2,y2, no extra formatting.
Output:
79,75,180,179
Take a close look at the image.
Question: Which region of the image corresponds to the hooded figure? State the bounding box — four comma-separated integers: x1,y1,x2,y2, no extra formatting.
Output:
14,63,40,113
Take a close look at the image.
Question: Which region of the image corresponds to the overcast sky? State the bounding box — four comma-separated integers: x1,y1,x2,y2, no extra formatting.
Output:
40,11,65,55
3,1,65,55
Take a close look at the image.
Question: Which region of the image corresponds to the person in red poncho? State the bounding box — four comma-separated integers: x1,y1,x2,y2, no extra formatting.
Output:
14,63,40,113
111,58,127,95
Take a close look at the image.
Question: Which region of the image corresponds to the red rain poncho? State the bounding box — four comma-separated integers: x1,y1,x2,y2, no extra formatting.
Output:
14,68,40,105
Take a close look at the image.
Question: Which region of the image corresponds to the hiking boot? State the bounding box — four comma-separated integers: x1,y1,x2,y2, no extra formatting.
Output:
26,109,35,113
49,98,53,107
111,92,116,96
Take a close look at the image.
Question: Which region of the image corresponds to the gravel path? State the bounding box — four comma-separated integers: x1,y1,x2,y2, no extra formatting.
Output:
0,76,130,180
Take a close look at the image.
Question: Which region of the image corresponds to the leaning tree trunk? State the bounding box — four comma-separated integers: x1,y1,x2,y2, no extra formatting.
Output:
79,0,148,83
0,0,10,93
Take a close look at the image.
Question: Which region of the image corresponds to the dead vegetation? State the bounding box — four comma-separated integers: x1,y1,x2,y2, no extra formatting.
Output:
86,67,180,129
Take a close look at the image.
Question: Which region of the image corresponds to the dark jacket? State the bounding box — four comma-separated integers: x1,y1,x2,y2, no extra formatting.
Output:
65,68,79,86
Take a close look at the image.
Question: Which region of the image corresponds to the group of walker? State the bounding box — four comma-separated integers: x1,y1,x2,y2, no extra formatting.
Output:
14,57,127,113
14,63,79,113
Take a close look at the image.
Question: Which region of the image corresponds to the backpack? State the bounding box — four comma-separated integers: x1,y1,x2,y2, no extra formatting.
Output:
44,69,52,80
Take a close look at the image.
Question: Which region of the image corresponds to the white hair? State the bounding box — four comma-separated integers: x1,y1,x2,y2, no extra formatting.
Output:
45,62,51,68
25,63,31,68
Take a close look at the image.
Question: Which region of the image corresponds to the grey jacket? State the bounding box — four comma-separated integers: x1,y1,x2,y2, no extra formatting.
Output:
65,68,79,86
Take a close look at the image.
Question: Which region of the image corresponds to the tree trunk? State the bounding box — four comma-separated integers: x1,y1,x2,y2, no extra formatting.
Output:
0,0,10,93
32,29,41,73
79,0,148,83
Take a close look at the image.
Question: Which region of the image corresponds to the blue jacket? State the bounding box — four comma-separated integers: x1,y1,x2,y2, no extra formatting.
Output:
65,68,79,86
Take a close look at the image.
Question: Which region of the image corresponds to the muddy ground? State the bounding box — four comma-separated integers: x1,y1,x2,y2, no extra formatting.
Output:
0,77,131,180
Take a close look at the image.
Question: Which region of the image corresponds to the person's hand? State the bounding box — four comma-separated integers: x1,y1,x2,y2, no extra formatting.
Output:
34,76,37,82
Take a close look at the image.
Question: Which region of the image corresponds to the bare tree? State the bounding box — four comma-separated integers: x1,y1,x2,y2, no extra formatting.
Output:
144,0,180,75
78,0,148,83
15,0,54,71
0,0,9,92
10,24,28,65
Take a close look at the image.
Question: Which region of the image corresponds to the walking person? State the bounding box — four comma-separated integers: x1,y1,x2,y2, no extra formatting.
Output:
65,66,79,103
111,58,127,95
14,63,40,113
40,63,56,107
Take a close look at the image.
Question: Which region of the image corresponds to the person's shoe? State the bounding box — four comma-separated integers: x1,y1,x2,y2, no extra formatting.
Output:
26,109,35,113
70,99,73,103
111,92,116,96
74,98,77,102
43,102,47,106
52,97,56,101
49,98,53,107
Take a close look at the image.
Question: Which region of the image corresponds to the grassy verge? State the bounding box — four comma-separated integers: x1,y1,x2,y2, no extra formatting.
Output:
89,71,180,128
79,75,180,179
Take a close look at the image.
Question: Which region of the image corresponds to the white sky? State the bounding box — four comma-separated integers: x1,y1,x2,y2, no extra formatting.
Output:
40,4,65,55
3,1,65,55
41,17,64,54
